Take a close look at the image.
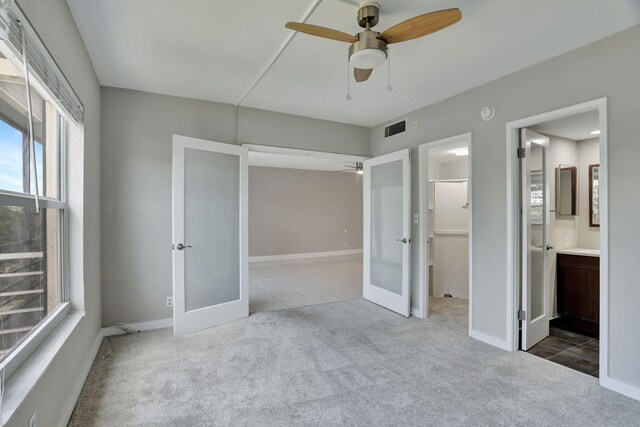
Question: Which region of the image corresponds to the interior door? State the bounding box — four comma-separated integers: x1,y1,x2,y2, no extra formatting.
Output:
520,129,550,349
363,149,411,316
172,135,248,336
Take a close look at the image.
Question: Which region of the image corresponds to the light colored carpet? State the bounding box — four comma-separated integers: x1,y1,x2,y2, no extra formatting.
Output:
69,298,640,426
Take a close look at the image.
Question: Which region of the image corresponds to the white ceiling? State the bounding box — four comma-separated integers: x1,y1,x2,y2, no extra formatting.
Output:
245,144,367,171
66,0,640,127
530,110,600,141
428,139,469,163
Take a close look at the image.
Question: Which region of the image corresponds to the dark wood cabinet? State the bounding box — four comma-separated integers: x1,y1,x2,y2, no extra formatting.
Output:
556,254,599,336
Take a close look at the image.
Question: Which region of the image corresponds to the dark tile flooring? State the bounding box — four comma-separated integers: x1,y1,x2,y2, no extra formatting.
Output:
527,327,599,377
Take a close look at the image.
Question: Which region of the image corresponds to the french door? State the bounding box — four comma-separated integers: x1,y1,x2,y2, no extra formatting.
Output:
172,135,248,336
363,149,411,317
520,129,550,349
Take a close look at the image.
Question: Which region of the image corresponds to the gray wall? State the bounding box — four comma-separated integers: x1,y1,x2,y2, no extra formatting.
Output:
370,25,640,388
101,87,370,326
8,0,102,426
249,167,363,257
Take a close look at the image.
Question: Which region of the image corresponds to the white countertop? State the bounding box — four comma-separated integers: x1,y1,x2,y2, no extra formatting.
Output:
556,248,600,257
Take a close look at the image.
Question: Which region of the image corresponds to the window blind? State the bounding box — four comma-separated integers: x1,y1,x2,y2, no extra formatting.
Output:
1,3,84,124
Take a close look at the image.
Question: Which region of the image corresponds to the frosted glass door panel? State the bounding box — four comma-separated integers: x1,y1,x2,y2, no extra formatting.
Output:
528,144,545,321
370,161,403,294
184,148,240,311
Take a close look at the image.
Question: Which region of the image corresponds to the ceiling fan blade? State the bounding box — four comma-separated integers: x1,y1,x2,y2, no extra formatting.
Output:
285,22,357,43
379,8,462,44
354,68,373,83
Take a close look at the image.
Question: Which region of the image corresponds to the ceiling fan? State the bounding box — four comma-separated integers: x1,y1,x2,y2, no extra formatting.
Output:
338,162,364,174
285,1,462,82
335,162,364,182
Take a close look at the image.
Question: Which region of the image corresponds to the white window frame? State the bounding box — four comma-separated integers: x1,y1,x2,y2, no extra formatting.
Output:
0,105,70,380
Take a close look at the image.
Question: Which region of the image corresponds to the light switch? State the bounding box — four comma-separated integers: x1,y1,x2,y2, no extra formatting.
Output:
413,214,419,224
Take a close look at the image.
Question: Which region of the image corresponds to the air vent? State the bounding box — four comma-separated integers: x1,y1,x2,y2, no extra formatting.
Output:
385,120,406,138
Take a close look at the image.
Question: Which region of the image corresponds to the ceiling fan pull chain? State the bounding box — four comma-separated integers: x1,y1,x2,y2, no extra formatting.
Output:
387,47,392,92
346,57,352,100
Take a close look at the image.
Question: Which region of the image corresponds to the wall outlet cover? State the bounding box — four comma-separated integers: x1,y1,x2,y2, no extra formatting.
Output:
166,296,173,308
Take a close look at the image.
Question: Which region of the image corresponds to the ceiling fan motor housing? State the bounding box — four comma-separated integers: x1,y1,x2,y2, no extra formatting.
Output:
349,30,387,69
357,1,380,28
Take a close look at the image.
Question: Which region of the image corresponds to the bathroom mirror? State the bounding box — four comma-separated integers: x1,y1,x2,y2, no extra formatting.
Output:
556,165,578,216
589,164,600,227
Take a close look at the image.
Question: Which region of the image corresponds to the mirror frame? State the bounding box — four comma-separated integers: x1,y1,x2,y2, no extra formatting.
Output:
589,163,600,227
556,165,578,216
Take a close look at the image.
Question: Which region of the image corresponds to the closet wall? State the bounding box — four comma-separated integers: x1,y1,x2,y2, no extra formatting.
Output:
428,155,469,298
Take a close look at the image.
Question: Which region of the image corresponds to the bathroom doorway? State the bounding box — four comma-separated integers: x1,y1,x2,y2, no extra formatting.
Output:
418,133,472,323
506,99,607,379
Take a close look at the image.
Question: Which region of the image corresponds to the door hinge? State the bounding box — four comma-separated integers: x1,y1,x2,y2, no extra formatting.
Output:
518,309,526,321
517,148,526,158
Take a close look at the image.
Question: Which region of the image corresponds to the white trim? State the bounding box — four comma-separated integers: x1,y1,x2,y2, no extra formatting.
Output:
506,98,608,353
417,133,472,326
101,318,173,337
1,312,83,425
504,99,631,398
600,376,640,402
0,302,70,379
249,249,362,263
469,329,511,351
59,330,103,427
243,144,369,163
410,308,424,318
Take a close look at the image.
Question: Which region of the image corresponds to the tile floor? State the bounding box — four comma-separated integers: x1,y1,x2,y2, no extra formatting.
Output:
249,254,362,313
527,327,599,377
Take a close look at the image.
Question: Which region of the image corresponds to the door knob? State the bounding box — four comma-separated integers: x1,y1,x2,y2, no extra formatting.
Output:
546,245,554,251
396,238,408,244
176,243,192,250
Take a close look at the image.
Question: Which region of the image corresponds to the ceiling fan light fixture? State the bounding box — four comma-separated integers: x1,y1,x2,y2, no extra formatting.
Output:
349,30,387,69
350,48,387,69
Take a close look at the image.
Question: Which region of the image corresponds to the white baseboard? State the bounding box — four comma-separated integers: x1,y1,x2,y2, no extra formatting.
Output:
601,375,640,401
102,318,173,337
59,330,103,427
469,329,511,351
249,249,363,263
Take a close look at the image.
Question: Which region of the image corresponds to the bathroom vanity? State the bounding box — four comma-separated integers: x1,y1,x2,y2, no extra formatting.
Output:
556,249,600,336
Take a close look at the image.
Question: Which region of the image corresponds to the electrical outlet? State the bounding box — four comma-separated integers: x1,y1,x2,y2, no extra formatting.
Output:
413,214,419,224
166,296,173,308
28,412,36,427
413,120,419,129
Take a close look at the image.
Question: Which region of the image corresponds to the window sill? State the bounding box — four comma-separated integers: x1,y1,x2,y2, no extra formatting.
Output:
1,310,84,423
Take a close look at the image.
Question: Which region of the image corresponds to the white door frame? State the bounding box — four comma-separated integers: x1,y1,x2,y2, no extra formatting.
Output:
417,132,473,325
505,98,610,379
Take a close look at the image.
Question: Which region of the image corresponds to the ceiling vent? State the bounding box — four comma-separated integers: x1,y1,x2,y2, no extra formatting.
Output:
385,120,406,138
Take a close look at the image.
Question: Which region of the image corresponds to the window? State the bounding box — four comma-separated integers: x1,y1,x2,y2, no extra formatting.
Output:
0,51,67,362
